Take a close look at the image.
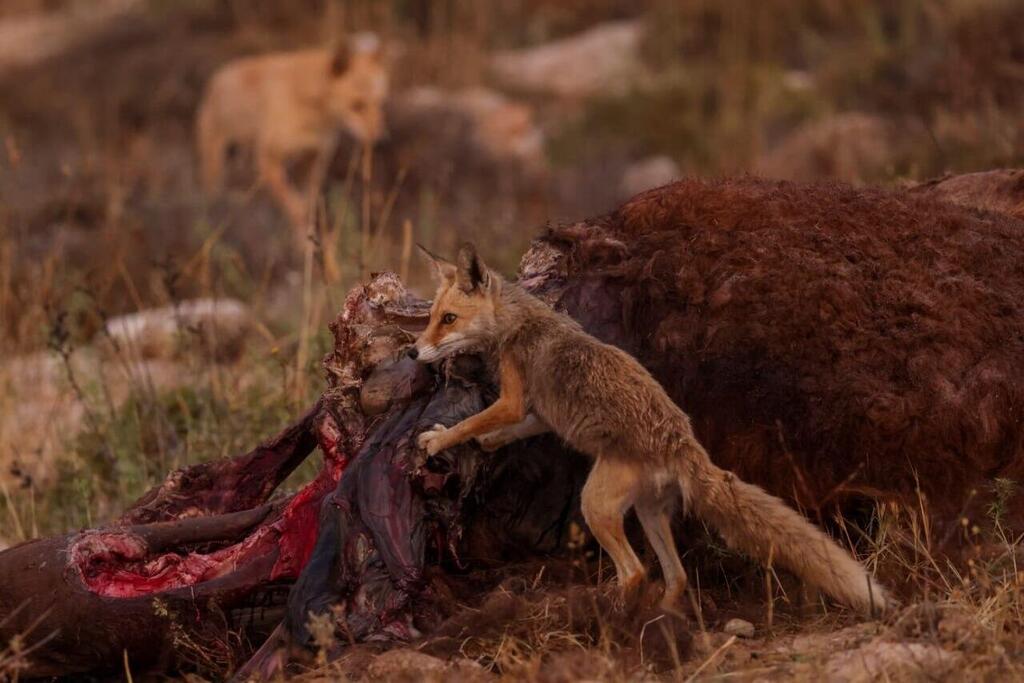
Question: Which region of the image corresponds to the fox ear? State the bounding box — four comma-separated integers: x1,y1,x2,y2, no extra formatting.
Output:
329,39,351,75
456,242,490,294
353,32,382,59
333,33,381,73
416,244,456,283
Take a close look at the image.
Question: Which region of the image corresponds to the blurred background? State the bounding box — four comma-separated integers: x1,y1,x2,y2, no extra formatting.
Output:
1,0,1022,541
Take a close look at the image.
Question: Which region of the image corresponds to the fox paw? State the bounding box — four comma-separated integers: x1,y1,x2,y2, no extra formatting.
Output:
417,423,450,456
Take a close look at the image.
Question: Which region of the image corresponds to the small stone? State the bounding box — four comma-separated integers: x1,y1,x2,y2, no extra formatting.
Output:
620,155,681,198
693,631,731,655
365,650,447,680
490,19,647,98
723,618,755,639
825,642,959,681
99,298,253,362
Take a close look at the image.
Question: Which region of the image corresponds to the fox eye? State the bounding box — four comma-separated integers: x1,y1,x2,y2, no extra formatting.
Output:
441,312,457,325
351,99,366,112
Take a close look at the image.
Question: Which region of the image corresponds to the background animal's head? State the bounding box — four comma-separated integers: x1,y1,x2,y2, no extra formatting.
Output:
327,32,389,144
410,243,501,363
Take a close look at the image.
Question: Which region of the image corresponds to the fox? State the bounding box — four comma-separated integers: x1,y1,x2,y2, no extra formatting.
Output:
195,33,388,232
409,243,893,615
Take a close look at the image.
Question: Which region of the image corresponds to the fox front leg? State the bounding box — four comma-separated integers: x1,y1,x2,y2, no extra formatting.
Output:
476,413,550,452
417,356,525,456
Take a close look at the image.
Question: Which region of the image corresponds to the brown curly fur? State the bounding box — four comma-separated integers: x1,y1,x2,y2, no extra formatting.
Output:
536,176,1024,544
911,169,1024,220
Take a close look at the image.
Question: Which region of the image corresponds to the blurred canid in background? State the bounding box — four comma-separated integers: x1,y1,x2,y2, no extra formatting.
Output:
195,33,389,238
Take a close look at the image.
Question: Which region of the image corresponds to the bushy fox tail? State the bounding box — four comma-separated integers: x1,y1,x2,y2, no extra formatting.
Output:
681,444,892,615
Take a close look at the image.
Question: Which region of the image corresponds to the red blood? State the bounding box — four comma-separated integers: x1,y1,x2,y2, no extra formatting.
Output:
72,422,351,598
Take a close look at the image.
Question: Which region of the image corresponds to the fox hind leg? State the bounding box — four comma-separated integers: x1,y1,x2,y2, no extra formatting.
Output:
634,484,687,609
258,146,309,235
196,109,227,193
581,458,646,604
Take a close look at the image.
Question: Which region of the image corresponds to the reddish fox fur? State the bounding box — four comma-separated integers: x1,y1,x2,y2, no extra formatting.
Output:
409,243,891,615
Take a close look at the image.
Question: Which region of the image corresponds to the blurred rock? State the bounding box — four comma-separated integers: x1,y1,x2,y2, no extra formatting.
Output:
353,85,549,251
0,0,140,74
823,642,959,682
365,650,446,680
755,113,899,184
399,86,545,169
910,169,1024,220
364,649,490,682
692,631,734,657
620,155,680,198
782,69,815,93
491,20,647,98
788,624,873,655
723,618,755,639
531,650,626,681
1,351,86,495
0,349,184,492
100,298,253,362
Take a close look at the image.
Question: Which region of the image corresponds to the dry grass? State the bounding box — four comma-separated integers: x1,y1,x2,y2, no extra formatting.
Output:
312,502,1024,681
283,499,1024,682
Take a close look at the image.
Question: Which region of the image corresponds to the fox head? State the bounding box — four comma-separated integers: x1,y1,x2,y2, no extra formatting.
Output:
409,243,501,363
327,33,389,144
